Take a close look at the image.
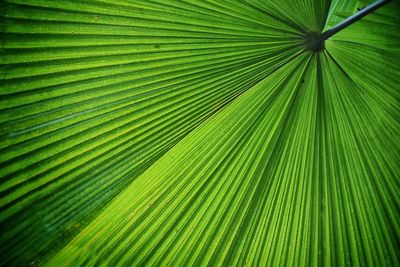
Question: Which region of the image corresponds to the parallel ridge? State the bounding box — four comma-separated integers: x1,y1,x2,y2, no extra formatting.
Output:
0,0,308,265
47,0,399,266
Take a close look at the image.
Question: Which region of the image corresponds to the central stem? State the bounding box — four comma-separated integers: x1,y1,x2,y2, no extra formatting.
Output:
304,0,392,52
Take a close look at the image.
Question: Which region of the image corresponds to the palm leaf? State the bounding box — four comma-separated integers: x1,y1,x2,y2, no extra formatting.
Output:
0,0,399,266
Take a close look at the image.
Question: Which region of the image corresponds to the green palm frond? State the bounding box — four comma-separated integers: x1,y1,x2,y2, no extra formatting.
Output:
0,0,399,266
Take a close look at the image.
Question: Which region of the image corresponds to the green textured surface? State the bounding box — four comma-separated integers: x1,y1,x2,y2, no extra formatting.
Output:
0,0,399,266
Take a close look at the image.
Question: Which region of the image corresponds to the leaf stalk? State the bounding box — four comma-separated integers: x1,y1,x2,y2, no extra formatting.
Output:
320,0,393,42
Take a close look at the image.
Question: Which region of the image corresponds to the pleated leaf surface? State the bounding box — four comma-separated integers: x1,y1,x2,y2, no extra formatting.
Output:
0,0,399,266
